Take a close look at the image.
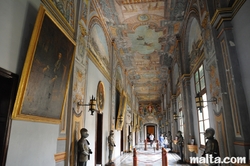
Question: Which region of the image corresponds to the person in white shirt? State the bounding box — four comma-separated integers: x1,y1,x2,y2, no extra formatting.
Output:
164,137,168,148
149,133,154,147
152,140,156,152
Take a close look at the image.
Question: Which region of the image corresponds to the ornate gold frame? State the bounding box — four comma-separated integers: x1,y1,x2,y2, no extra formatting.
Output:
96,81,105,112
116,90,127,130
12,5,76,124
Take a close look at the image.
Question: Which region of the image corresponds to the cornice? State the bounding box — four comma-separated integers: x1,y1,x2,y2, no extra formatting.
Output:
211,0,246,30
180,74,190,81
41,0,75,39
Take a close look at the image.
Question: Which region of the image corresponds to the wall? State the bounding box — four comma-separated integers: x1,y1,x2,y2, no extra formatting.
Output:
0,1,61,166
85,59,119,165
0,1,40,75
232,0,250,119
6,121,59,166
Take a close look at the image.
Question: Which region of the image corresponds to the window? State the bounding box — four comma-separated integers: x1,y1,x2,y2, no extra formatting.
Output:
177,94,184,135
194,65,210,146
179,111,183,134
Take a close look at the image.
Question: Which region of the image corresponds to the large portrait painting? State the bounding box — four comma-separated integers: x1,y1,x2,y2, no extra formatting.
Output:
12,5,76,124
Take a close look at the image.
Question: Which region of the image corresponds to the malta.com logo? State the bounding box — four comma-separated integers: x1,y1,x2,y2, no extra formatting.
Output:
190,154,246,164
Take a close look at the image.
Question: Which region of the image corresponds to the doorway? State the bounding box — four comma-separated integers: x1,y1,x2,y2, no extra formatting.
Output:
95,113,103,165
0,67,18,166
120,129,124,153
146,125,155,142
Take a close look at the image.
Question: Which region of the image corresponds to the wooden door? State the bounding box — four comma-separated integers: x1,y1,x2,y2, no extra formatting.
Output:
146,126,155,141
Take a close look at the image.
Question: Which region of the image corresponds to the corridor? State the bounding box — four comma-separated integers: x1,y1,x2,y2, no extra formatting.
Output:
113,144,190,166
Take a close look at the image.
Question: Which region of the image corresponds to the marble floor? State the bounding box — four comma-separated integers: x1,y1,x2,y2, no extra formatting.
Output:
113,146,190,166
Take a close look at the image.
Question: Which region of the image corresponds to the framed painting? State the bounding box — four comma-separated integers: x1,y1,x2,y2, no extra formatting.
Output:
12,5,76,124
96,81,105,113
116,90,127,130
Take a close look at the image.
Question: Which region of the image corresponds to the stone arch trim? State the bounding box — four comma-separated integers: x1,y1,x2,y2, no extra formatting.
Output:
181,7,202,74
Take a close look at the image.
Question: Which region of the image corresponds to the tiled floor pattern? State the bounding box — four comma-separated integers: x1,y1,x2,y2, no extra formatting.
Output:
113,146,190,166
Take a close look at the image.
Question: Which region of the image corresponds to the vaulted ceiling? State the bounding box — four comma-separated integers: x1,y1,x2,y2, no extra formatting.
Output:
98,0,188,107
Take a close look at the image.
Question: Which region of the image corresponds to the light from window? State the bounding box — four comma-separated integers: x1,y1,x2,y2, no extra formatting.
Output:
195,65,210,146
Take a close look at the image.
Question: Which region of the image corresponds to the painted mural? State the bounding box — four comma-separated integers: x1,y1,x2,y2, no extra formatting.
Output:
188,18,202,71
80,0,89,25
127,25,163,55
188,18,202,54
52,0,75,27
89,23,110,72
76,31,87,65
126,82,132,107
72,61,87,116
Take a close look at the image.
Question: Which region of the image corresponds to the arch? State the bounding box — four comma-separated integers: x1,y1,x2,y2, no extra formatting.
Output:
88,16,111,71
182,8,202,74
172,63,179,94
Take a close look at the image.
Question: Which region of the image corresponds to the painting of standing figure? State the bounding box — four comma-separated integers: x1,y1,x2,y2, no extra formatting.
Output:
12,5,75,123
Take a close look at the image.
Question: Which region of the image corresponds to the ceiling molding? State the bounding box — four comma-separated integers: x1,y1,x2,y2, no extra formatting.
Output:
211,0,246,30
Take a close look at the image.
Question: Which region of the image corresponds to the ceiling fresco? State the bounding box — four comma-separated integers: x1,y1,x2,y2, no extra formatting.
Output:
96,0,188,108
127,24,163,55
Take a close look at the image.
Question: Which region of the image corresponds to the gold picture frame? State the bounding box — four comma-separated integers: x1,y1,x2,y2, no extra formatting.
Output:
12,5,76,124
96,81,105,112
116,90,127,130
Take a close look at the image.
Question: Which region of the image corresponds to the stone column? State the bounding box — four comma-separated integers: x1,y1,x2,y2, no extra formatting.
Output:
180,75,195,161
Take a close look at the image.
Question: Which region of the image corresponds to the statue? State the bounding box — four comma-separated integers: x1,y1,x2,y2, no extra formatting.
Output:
176,130,184,164
77,128,92,166
108,130,116,164
167,131,173,152
202,128,220,166
128,132,132,152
